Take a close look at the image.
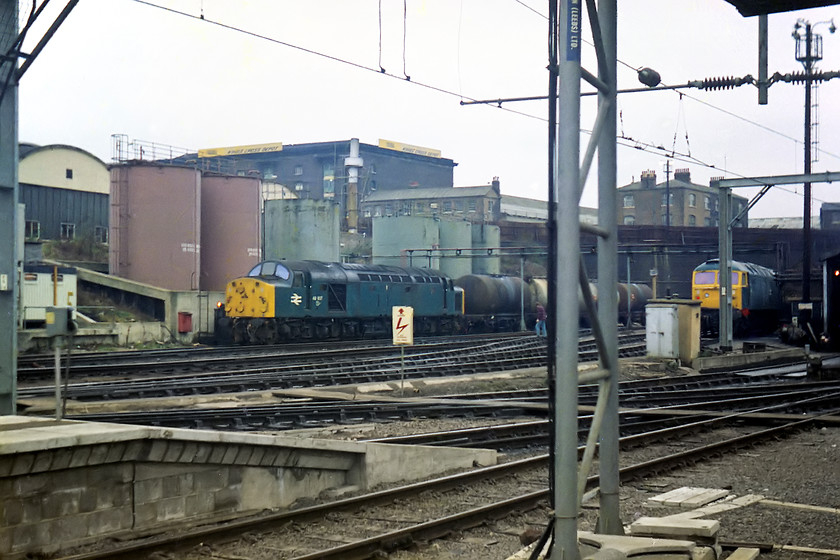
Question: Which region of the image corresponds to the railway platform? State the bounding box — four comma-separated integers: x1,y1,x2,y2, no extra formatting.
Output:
0,415,496,559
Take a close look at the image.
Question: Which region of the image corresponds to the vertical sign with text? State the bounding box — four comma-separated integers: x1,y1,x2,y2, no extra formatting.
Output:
392,306,414,345
566,0,581,61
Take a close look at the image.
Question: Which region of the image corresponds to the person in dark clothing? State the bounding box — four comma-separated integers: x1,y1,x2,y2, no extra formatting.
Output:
535,302,547,337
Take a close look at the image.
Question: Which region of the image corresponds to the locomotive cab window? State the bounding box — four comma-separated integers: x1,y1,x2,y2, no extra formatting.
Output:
694,271,716,284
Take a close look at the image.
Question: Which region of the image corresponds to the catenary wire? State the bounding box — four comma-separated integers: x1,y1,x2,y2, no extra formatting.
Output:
130,0,545,123
132,0,838,203
510,0,840,163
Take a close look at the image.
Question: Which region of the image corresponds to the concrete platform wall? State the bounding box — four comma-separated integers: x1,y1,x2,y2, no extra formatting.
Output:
0,418,495,558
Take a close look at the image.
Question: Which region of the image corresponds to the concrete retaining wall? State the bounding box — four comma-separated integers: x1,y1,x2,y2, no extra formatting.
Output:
0,417,495,558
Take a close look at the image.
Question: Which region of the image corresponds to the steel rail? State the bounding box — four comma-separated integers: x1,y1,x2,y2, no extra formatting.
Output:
53,411,827,560
20,334,645,402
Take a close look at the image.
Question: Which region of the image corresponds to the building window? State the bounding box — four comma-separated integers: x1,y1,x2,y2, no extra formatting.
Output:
25,220,40,240
363,209,372,218
623,194,634,208
400,201,411,215
704,217,711,226
689,214,696,226
416,202,425,214
295,182,304,191
322,162,335,198
443,201,452,213
95,226,108,244
623,215,635,225
374,206,382,217
294,165,303,176
65,168,73,179
704,196,711,210
468,201,477,213
661,214,668,225
661,192,673,207
455,201,464,212
487,200,495,213
385,204,393,216
60,222,76,240
689,193,696,207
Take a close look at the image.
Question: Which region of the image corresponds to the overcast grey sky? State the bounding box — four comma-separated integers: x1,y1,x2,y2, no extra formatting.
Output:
16,0,840,218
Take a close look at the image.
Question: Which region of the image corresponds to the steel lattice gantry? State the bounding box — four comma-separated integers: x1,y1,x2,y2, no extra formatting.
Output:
549,0,621,557
547,1,839,557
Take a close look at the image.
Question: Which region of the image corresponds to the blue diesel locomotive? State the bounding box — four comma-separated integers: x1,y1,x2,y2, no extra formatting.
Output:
691,259,781,337
216,260,464,344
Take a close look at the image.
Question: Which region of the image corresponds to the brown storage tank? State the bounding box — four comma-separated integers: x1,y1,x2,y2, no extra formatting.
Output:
110,164,201,291
456,274,532,316
200,174,261,291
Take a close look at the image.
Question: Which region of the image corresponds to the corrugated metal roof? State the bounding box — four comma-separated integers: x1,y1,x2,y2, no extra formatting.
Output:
723,0,839,16
749,216,821,228
364,185,497,202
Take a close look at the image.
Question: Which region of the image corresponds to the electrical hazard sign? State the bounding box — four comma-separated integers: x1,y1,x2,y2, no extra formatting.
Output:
392,306,414,345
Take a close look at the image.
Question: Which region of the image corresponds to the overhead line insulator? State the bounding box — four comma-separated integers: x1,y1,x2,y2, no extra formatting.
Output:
698,75,754,90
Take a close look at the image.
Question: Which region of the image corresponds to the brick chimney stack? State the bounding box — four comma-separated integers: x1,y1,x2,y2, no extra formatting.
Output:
674,168,690,182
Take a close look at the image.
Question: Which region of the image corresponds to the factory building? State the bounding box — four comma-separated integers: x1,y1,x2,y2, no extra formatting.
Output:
182,138,457,232
18,143,110,247
360,179,502,225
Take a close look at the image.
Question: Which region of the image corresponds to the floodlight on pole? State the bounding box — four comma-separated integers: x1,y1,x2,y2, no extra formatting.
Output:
792,18,835,329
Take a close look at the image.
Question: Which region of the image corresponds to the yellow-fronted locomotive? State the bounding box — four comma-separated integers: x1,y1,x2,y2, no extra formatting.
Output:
215,260,654,345
216,260,464,344
691,259,781,337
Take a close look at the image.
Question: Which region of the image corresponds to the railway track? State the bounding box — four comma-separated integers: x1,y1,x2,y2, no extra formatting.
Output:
16,332,543,382
56,371,840,431
53,412,832,560
18,332,647,402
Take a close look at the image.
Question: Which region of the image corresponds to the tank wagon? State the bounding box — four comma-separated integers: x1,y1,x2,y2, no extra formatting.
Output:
455,274,652,332
216,260,463,344
215,261,654,345
691,259,781,337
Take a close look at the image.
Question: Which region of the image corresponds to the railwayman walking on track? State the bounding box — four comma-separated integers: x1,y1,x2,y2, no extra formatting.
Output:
535,302,547,337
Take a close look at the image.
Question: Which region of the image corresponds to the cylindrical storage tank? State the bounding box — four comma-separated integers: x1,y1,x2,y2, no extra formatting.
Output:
264,199,340,262
530,278,548,308
456,274,503,315
456,274,532,316
629,283,653,311
200,175,261,291
617,283,630,314
109,164,201,291
495,276,529,315
471,223,501,274
438,220,472,279
372,216,440,268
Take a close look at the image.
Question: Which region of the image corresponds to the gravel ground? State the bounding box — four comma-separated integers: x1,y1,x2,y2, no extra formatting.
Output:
195,357,840,560
59,355,840,560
